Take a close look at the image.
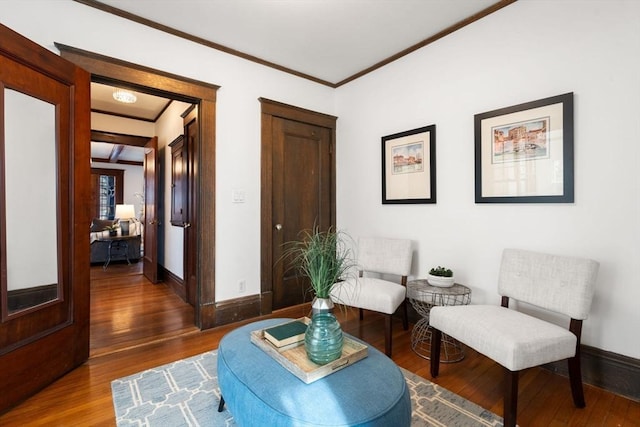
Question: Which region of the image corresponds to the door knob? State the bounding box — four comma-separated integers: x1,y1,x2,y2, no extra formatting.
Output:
275,223,282,231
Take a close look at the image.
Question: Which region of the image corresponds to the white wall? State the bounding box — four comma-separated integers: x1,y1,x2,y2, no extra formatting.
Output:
155,101,193,279
2,1,336,303
4,0,638,359
92,112,155,136
335,0,640,359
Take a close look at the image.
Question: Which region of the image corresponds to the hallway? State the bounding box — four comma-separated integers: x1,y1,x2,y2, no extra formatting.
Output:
90,262,197,357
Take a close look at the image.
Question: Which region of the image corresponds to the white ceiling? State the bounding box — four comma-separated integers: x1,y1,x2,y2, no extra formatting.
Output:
91,82,171,121
91,0,506,85
91,140,145,163
91,82,172,164
89,0,510,163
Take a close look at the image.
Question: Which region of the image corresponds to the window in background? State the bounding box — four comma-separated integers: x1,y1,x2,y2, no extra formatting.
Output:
91,168,124,220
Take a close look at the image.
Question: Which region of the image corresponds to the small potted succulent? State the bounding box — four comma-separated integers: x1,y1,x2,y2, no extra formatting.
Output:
427,266,454,288
104,224,118,237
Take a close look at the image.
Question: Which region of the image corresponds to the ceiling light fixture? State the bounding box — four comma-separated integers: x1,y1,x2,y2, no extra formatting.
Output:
113,88,137,104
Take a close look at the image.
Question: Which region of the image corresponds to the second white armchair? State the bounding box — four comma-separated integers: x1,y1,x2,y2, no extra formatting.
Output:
330,237,413,357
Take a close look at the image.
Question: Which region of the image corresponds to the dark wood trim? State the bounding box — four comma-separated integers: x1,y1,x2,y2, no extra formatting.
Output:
335,0,518,87
544,344,640,402
91,130,149,165
71,0,335,88
91,130,151,147
259,98,337,128
214,294,262,326
159,265,185,302
60,44,218,330
95,100,173,123
197,99,216,328
56,44,219,101
72,0,515,88
6,284,58,313
92,108,155,123
152,100,173,122
91,158,143,167
181,104,196,119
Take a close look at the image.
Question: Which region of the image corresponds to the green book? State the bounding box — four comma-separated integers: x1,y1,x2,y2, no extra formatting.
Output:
264,320,308,348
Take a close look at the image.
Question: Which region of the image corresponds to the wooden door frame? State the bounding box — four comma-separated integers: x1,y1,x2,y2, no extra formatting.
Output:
57,44,220,329
259,98,337,314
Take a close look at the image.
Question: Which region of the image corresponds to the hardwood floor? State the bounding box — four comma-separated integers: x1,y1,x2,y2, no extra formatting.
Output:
0,267,638,426
89,262,198,357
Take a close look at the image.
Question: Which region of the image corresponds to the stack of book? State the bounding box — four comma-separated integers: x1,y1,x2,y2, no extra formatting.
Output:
263,320,308,350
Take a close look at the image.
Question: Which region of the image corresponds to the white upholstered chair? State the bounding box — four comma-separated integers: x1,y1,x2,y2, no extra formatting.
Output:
330,237,412,357
429,248,599,427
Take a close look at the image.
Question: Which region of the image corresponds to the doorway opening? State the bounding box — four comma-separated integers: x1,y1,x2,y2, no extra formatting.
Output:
87,82,198,356
57,43,220,354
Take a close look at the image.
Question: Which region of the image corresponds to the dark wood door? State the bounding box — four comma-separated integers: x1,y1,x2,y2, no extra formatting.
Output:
169,135,187,227
272,118,333,309
184,110,198,306
143,137,159,283
0,23,90,413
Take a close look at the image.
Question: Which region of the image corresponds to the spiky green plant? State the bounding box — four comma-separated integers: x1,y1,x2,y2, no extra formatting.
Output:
429,266,453,277
283,226,355,299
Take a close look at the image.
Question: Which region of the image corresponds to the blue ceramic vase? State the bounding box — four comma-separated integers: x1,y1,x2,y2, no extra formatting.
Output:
305,298,344,365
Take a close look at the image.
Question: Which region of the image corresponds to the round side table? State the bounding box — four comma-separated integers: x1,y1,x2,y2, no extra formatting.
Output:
407,279,471,363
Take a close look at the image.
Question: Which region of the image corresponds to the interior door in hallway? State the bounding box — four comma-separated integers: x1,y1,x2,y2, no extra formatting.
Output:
143,137,159,283
0,23,91,413
183,107,198,306
270,116,334,310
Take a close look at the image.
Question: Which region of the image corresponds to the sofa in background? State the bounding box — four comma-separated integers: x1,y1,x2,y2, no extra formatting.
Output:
90,218,143,264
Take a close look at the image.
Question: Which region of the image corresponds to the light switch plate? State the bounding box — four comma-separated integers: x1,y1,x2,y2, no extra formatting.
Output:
232,189,245,203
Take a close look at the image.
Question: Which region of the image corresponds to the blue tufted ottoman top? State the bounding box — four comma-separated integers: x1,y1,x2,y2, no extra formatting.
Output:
217,318,411,427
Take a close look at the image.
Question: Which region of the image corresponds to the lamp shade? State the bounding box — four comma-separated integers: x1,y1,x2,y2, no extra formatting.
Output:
115,204,136,220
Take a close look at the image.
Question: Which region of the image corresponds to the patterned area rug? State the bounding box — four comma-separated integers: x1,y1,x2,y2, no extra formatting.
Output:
112,351,503,426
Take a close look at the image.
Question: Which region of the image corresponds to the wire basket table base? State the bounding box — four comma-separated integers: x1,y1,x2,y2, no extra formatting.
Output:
407,280,471,363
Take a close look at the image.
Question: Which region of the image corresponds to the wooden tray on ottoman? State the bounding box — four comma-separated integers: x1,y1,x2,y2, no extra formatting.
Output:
251,318,368,384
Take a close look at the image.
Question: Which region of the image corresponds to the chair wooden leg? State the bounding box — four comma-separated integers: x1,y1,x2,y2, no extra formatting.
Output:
401,299,408,330
569,318,586,407
384,314,392,357
430,328,442,377
568,354,586,407
503,368,519,427
359,308,364,320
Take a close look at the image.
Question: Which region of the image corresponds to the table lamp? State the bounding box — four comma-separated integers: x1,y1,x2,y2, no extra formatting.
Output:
115,204,136,235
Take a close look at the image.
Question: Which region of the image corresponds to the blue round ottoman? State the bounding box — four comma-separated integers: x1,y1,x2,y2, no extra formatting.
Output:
217,318,411,427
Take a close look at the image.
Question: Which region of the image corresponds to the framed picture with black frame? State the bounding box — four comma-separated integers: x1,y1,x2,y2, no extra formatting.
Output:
474,92,574,203
382,125,436,204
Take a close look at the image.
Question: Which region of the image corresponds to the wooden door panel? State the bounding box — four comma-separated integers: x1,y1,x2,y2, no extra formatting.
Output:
143,137,159,283
184,113,198,306
272,118,333,309
0,23,90,413
169,135,187,227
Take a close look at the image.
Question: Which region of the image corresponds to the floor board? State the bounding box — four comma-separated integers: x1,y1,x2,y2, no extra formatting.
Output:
1,267,637,426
